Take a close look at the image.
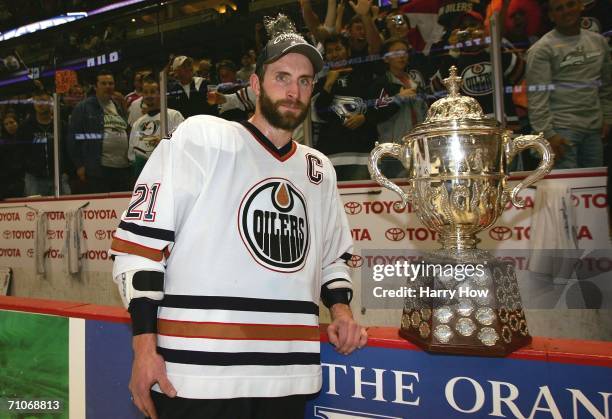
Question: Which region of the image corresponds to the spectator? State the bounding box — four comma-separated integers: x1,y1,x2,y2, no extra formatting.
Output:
216,59,239,85
126,70,151,108
314,35,378,180
167,55,218,118
578,0,611,36
196,58,212,80
431,10,525,128
68,69,132,193
384,11,426,53
127,70,153,126
209,85,256,122
129,76,184,177
1,112,18,140
0,112,24,199
486,0,543,49
367,38,428,177
236,52,256,81
60,83,85,192
430,0,486,59
341,0,383,58
526,0,612,169
18,91,70,196
300,0,339,42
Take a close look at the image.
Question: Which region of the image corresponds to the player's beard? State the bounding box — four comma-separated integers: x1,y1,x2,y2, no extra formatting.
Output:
259,86,308,131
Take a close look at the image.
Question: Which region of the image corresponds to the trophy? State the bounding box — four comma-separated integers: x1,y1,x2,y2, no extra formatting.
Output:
369,67,554,356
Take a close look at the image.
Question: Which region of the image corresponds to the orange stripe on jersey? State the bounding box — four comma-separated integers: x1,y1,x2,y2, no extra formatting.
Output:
158,319,320,341
110,236,164,262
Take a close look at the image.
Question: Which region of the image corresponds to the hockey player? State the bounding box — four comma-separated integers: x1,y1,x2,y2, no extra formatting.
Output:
110,14,367,419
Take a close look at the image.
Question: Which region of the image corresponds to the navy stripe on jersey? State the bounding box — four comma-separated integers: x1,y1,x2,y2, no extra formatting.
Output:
158,347,320,366
119,220,175,242
161,295,319,315
340,252,352,262
239,121,296,161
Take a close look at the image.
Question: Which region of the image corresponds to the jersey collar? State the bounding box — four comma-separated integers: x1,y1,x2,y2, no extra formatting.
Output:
240,121,297,162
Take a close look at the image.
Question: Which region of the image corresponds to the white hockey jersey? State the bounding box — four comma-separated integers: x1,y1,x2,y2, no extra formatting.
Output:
110,115,353,399
128,109,184,162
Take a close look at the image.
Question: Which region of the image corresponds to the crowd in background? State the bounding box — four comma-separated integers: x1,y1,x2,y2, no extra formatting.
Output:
0,0,610,199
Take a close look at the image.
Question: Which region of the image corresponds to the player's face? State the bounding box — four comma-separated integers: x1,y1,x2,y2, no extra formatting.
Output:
258,53,314,131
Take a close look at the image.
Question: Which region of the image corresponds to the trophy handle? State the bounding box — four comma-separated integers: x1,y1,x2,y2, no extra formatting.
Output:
368,141,412,209
504,133,554,208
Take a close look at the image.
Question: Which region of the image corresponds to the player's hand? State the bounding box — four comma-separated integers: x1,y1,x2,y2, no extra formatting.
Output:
547,134,572,160
327,304,368,355
344,114,366,130
129,334,176,419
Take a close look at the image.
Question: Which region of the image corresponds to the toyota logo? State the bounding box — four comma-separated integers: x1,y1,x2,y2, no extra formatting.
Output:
47,230,56,239
27,248,34,258
489,226,512,241
347,254,363,268
95,230,107,240
571,194,579,207
385,227,405,241
2,230,10,239
344,202,362,215
26,211,36,221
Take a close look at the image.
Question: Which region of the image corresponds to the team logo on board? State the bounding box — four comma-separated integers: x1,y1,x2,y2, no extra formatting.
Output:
238,178,310,272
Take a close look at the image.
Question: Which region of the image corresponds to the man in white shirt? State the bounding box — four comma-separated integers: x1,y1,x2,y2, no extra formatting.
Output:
167,55,218,118
129,76,184,177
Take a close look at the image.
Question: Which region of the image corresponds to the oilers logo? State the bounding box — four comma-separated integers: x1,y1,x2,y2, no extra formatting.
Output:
461,62,492,96
239,178,310,272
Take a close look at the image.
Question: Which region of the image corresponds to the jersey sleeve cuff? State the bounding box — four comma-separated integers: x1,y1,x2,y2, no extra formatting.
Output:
128,298,159,335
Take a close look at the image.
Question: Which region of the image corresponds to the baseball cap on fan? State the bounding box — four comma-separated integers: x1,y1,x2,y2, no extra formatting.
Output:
171,56,192,71
256,14,324,75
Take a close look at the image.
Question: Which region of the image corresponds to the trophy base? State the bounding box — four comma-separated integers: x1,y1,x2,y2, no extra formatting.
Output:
399,250,532,357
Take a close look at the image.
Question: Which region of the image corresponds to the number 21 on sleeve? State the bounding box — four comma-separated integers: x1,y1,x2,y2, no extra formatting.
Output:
125,183,160,222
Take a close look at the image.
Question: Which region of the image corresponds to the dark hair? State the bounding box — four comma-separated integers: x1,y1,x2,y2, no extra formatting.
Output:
255,63,266,81
216,59,237,72
381,37,411,57
141,74,158,85
2,112,18,122
323,34,350,51
95,69,114,84
349,15,363,29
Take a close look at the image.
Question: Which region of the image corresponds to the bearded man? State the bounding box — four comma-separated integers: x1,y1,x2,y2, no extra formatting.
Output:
110,14,367,419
